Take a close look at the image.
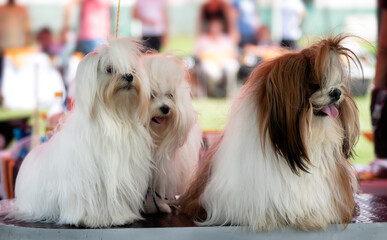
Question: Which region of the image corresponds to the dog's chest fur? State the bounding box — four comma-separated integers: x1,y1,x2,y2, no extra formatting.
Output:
201,100,355,230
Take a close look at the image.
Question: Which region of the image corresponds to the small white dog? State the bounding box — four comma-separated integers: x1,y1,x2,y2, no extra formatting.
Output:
180,35,360,231
12,38,153,227
141,54,202,214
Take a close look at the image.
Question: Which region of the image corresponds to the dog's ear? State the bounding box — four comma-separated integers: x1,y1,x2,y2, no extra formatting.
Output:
339,94,359,158
135,68,151,126
75,52,100,118
317,35,361,159
257,53,311,175
174,82,197,148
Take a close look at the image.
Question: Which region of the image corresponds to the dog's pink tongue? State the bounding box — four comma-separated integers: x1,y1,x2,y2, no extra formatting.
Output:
155,117,166,124
321,105,339,118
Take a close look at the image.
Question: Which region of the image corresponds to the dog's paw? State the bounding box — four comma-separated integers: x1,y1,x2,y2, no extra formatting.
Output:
157,201,172,214
143,189,172,214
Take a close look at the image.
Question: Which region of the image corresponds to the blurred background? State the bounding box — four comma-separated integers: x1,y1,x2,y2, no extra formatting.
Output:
0,0,382,198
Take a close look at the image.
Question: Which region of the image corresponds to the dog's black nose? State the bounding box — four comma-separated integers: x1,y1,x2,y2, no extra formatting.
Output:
122,74,133,83
160,105,170,114
329,88,341,100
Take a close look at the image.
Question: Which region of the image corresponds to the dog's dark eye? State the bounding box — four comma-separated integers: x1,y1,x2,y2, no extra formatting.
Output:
105,65,113,74
167,93,174,99
309,83,320,92
151,93,155,100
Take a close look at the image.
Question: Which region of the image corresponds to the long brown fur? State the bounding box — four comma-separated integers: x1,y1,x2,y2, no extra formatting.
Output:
178,134,222,218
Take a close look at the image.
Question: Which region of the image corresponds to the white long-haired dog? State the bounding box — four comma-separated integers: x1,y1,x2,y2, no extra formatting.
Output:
180,36,361,231
140,54,202,214
12,38,153,227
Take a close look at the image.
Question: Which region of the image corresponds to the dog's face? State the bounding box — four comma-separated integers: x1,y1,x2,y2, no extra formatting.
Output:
150,87,176,132
75,38,149,124
145,55,183,142
142,54,196,148
309,52,345,119
98,53,145,119
250,36,361,174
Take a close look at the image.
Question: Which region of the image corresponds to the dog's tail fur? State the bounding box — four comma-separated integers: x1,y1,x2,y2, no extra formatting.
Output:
178,134,223,219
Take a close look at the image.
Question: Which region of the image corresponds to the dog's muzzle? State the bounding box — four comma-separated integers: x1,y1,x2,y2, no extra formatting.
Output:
329,88,341,102
151,105,170,124
313,88,342,118
122,74,134,90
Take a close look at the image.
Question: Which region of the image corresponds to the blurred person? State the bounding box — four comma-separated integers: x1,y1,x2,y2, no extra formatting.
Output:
195,18,239,98
132,0,168,52
243,25,282,58
36,28,63,57
239,25,282,83
280,0,306,50
233,0,260,47
0,0,31,106
257,25,273,46
370,0,387,177
0,0,30,50
62,0,111,55
198,0,239,43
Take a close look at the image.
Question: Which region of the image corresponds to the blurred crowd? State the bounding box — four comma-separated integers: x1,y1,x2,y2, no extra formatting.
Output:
0,0,307,106
193,0,305,97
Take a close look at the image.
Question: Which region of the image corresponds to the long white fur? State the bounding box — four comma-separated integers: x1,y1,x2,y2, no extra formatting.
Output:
141,54,202,213
12,38,153,227
199,51,358,230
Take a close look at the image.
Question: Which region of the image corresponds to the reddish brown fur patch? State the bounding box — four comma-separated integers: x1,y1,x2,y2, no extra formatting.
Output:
333,158,358,226
339,96,360,158
178,134,223,218
251,51,315,174
335,94,360,225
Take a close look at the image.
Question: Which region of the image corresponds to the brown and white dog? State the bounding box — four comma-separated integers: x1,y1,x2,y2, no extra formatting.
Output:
179,35,361,231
